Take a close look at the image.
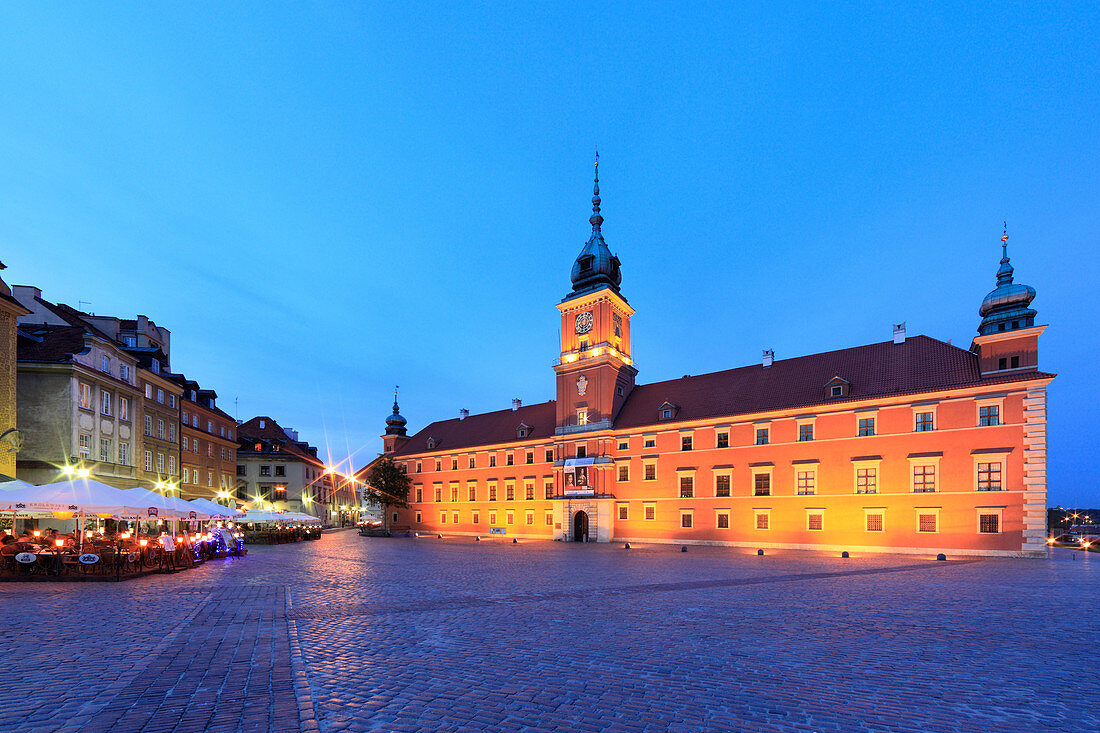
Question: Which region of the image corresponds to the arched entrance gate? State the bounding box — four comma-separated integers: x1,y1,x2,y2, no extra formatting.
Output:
572,510,589,542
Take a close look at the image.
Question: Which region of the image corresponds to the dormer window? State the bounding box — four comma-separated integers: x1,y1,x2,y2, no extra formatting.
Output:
657,401,679,421
824,376,851,399
150,359,160,374
579,255,594,273
254,443,262,451
427,437,436,450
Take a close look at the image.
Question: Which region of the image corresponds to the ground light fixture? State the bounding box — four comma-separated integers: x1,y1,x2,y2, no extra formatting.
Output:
61,465,75,476
76,468,90,478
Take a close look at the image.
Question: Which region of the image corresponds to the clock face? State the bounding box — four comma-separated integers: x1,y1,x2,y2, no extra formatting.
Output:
575,311,593,335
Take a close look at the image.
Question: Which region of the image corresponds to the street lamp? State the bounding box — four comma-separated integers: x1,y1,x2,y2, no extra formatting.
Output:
76,467,90,479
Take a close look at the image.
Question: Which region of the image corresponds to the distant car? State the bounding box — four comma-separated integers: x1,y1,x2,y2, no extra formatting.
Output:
1055,533,1080,544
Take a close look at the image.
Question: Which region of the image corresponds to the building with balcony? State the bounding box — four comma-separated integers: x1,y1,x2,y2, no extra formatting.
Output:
236,416,358,524
13,287,144,487
374,167,1053,557
168,374,237,502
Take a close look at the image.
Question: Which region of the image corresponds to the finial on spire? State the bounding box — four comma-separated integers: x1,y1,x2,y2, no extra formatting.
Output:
392,385,400,412
1001,221,1009,259
590,149,603,229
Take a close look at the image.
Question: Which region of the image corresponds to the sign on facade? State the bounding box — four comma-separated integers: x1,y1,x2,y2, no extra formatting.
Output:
489,527,506,535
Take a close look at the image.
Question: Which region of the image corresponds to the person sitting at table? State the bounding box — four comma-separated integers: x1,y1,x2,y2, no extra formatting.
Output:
18,528,37,544
1,534,15,546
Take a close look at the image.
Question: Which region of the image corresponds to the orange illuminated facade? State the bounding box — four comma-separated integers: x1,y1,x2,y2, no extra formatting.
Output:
376,171,1052,557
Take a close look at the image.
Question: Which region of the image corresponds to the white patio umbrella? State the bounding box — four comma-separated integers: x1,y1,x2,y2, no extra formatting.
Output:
119,487,190,520
185,498,235,519
12,479,147,517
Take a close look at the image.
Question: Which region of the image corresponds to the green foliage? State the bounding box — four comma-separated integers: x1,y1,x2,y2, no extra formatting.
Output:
364,456,411,511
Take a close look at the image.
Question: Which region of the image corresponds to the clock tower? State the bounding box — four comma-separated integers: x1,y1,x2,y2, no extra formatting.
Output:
553,158,637,431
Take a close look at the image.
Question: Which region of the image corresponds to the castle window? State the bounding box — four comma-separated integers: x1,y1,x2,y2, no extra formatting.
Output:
915,412,934,432
616,386,624,396
619,504,628,520
544,481,553,498
489,455,497,467
415,461,422,472
643,463,656,481
999,358,1007,370
680,511,693,529
716,510,729,529
807,512,824,531
979,404,1001,426
662,409,671,419
468,483,477,501
525,482,534,500
618,465,629,481
681,435,692,451
716,432,729,448
912,465,936,493
865,512,884,532
918,512,939,533
644,503,656,520
798,424,814,442
796,470,816,495
526,451,533,464
856,468,877,494
579,255,593,272
858,417,876,437
753,473,771,496
1011,356,1020,368
754,510,770,530
576,445,586,458
545,449,553,463
831,385,843,397
755,428,769,446
450,458,458,471
469,456,475,469
977,462,1002,491
415,487,423,502
618,439,629,450
427,439,436,450
434,459,441,471
577,409,588,426
715,475,731,497
679,476,694,498
978,510,1002,534
507,452,514,466
434,486,442,502
644,437,656,448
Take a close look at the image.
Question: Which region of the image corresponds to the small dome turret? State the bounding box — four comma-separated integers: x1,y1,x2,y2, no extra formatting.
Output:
568,154,622,298
977,232,1037,335
384,387,407,436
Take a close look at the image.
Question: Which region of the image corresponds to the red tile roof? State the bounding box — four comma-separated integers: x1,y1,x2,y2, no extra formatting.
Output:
390,336,1054,456
393,401,557,457
615,335,1053,428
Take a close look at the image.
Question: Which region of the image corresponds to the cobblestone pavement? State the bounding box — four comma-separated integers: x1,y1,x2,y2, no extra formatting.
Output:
0,531,1097,732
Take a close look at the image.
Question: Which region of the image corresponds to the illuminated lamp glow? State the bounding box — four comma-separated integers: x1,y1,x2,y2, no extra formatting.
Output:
76,468,90,479
62,465,75,476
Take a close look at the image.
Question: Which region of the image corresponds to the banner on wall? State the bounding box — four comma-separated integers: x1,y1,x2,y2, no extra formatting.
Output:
563,457,595,495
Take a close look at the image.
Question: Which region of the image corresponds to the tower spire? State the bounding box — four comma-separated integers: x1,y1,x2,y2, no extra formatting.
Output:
590,149,602,230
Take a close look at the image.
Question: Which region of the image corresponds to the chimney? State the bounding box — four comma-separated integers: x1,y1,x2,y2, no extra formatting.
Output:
459,409,469,420
762,349,774,368
893,322,906,344
511,398,521,411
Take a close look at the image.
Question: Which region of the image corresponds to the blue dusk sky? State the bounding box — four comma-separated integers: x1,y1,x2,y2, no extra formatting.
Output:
0,3,1096,505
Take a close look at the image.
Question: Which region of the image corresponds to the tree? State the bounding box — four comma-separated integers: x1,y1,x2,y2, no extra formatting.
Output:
364,456,411,531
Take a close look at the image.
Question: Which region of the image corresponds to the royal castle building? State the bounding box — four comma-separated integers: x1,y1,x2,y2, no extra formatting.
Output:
376,165,1053,557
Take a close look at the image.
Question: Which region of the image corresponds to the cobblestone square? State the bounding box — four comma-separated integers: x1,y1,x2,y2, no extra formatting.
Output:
1,530,1096,732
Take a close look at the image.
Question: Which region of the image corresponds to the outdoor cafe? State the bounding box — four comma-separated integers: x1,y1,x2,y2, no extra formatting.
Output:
0,477,321,581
